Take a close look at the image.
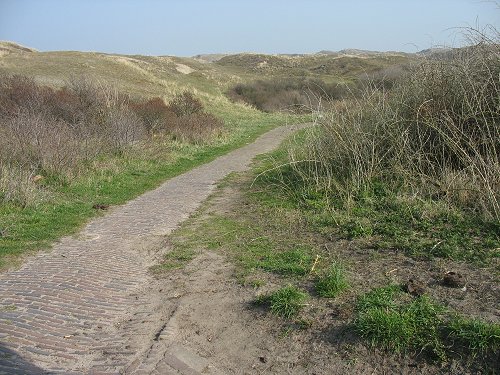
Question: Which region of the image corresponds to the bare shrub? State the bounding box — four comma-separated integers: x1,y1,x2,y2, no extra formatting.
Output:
289,33,500,219
0,74,45,116
0,165,46,207
227,78,351,113
129,92,223,143
0,75,148,174
129,97,173,133
1,110,80,174
104,107,146,150
357,64,408,91
167,92,203,117
168,112,224,144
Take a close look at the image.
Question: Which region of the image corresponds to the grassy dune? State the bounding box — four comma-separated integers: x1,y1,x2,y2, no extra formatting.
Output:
0,42,414,269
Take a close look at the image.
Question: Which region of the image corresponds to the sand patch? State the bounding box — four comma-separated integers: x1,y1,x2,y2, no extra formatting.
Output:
175,63,195,74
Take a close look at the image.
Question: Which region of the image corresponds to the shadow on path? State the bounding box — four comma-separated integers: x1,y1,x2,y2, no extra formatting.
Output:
0,343,47,374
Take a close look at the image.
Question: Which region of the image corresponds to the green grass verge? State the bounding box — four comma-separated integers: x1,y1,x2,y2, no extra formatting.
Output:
157,208,317,280
315,188,500,264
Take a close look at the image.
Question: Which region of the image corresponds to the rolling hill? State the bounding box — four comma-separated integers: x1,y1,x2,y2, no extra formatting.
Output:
0,41,417,100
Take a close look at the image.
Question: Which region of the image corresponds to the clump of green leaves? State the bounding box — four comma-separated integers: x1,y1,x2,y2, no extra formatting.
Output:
256,285,308,318
315,262,349,298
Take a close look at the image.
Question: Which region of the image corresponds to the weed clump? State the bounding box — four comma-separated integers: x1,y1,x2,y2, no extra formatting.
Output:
256,285,308,318
227,78,350,113
354,285,500,364
315,262,349,298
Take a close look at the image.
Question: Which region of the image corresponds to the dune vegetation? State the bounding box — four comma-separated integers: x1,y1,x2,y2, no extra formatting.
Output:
159,29,499,371
0,41,418,269
1,31,498,370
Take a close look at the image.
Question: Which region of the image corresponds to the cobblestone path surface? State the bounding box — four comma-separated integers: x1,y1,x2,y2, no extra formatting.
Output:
0,124,304,374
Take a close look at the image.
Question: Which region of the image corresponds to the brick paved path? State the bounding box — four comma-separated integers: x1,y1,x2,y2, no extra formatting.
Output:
0,124,303,374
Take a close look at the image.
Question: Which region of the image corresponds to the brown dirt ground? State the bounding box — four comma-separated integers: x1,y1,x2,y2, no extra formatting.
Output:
153,173,499,375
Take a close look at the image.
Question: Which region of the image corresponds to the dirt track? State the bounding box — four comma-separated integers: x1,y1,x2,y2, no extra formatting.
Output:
0,124,305,375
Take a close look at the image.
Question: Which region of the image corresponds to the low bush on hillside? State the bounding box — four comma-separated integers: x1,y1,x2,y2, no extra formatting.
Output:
0,75,223,206
356,64,409,90
130,92,222,143
227,78,351,113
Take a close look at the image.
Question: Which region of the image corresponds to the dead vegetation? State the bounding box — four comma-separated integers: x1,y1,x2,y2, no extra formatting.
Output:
0,74,223,206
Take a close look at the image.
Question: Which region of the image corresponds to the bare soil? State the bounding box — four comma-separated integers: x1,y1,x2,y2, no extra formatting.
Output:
153,173,499,375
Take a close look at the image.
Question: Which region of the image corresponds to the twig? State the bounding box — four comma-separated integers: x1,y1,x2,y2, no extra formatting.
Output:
431,240,444,251
385,268,398,276
310,254,321,273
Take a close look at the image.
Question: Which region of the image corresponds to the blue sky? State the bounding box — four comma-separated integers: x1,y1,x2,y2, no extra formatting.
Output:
0,0,498,56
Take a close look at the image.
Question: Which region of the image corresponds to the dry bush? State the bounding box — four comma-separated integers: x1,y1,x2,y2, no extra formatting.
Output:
129,97,173,133
0,75,147,179
168,112,224,144
0,110,80,174
357,64,408,91
291,33,500,219
0,165,46,207
0,74,46,116
227,78,350,113
167,92,203,117
129,92,223,143
130,92,224,144
104,107,146,150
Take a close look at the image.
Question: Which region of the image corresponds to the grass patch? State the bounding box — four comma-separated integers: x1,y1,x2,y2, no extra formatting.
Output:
447,316,500,356
162,208,316,279
153,247,198,271
256,285,308,318
319,189,500,264
323,184,500,263
355,286,446,357
354,285,500,363
250,245,313,276
315,262,349,298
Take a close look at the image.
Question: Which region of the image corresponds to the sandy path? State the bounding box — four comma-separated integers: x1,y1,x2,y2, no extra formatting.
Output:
0,124,304,375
